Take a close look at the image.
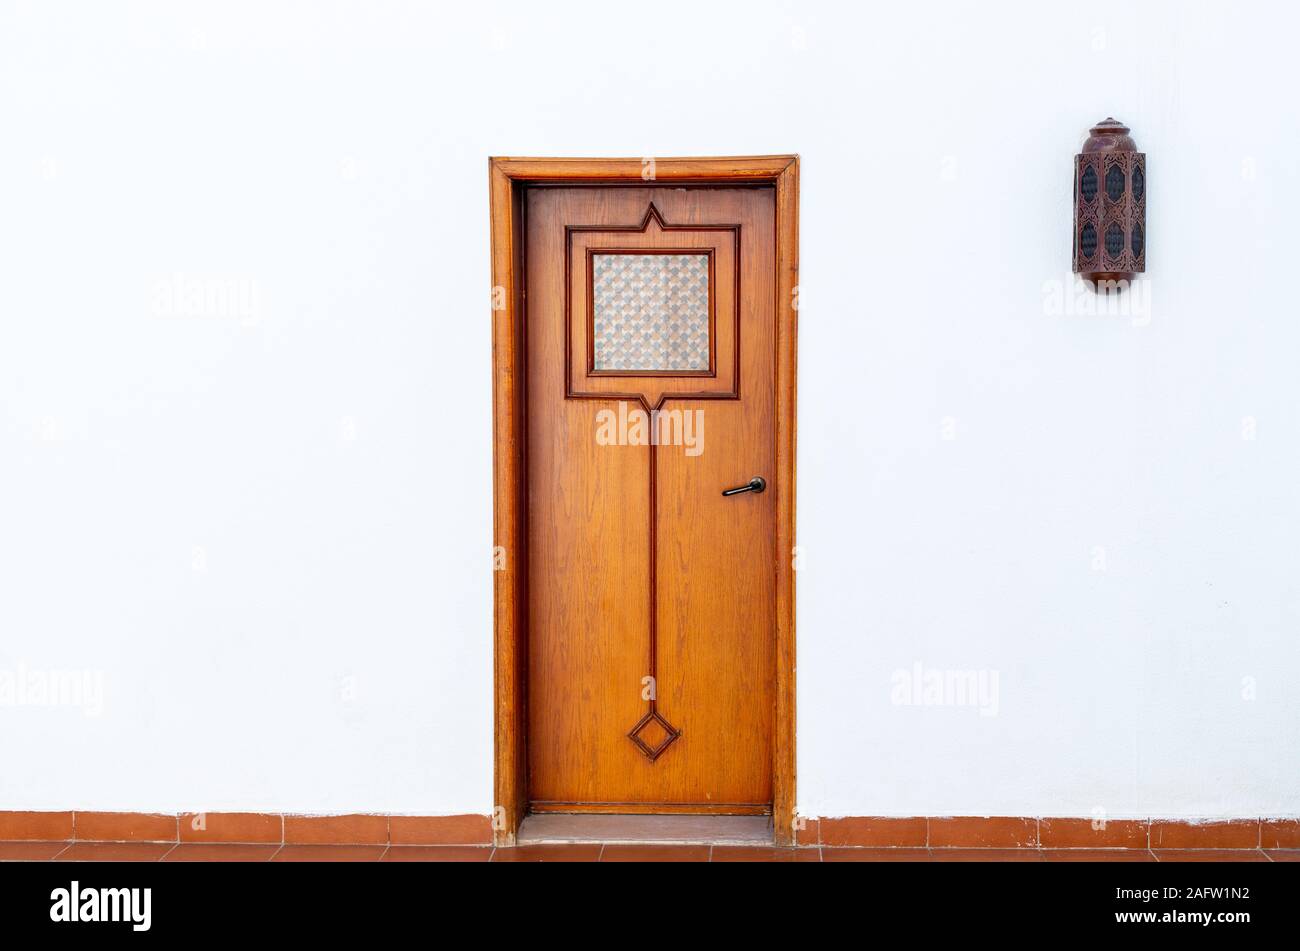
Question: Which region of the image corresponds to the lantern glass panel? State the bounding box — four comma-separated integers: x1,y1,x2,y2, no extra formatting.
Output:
1105,165,1125,202
1105,223,1124,257
1081,166,1098,202
1080,223,1097,259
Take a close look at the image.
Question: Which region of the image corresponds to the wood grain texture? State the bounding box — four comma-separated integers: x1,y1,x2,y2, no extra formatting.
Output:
567,203,740,403
772,158,799,844
489,159,527,845
490,157,798,845
492,155,794,182
526,185,776,810
528,802,770,816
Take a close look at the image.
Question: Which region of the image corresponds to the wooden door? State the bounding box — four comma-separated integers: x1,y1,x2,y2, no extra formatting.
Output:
525,185,776,814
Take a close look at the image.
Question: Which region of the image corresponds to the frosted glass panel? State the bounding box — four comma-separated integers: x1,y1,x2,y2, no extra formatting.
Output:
592,253,709,371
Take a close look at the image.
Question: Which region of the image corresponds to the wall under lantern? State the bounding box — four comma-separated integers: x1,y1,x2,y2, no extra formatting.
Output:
1073,118,1145,288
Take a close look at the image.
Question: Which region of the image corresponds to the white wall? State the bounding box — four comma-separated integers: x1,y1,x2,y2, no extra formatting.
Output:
2,0,1296,819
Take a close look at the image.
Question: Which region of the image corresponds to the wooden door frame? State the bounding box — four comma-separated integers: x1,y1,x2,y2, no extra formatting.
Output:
488,156,799,846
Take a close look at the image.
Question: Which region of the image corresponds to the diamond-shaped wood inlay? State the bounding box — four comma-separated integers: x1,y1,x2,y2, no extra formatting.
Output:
628,709,682,762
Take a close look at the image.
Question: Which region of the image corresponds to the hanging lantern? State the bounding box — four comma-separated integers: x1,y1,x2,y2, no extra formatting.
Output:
1073,118,1145,288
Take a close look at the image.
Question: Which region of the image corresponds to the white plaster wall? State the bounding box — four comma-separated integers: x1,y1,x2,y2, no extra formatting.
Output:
1,0,1296,818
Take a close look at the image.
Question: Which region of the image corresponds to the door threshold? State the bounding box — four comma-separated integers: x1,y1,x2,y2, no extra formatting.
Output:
516,814,773,846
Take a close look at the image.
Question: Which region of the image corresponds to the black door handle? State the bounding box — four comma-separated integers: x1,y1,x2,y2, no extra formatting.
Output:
721,476,766,497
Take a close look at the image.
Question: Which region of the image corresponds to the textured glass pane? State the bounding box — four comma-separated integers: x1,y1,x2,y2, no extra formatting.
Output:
1105,164,1126,202
1105,223,1124,257
1080,223,1097,259
592,253,709,371
1080,166,1098,202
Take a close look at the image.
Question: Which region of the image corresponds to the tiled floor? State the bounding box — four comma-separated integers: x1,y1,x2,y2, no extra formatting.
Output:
1,841,1295,862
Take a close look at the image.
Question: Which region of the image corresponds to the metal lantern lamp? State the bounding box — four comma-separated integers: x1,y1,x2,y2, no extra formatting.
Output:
1073,117,1146,288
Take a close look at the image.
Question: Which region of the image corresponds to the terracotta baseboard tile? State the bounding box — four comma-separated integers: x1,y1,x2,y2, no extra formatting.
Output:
164,843,280,862
490,843,602,862
383,845,494,862
600,844,710,862
1149,820,1260,850
819,816,927,848
179,812,283,844
1261,819,1300,850
56,842,175,862
272,844,386,862
821,847,930,862
1039,818,1149,850
6,811,1290,851
389,814,493,846
928,817,1038,849
0,841,72,860
713,845,822,862
930,848,1044,862
0,811,74,841
1042,848,1157,862
283,814,388,845
793,817,820,847
1154,848,1269,862
74,812,178,843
